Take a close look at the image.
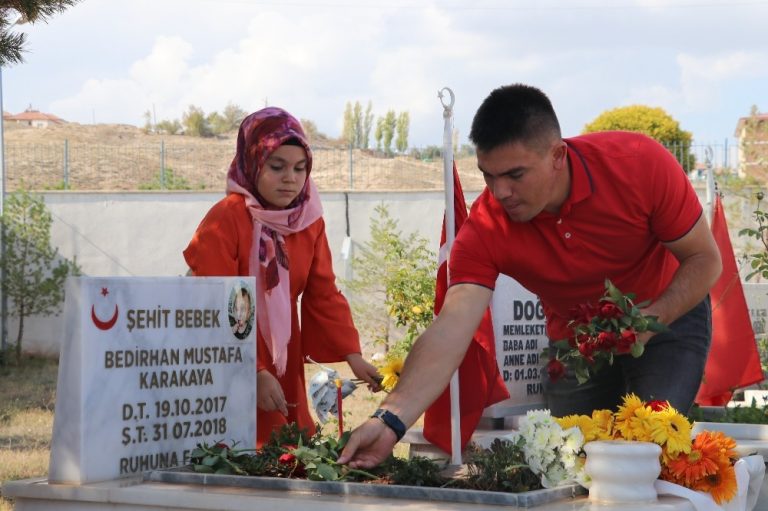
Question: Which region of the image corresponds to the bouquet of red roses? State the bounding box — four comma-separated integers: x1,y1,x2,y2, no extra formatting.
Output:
544,279,667,384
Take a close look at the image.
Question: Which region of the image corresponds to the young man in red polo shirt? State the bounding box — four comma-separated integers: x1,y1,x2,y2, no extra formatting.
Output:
339,84,721,469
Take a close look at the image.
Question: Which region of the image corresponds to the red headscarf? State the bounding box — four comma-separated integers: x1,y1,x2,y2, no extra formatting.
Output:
226,107,322,375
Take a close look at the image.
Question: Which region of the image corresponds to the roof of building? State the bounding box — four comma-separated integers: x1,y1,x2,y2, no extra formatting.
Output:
735,113,768,137
3,106,65,124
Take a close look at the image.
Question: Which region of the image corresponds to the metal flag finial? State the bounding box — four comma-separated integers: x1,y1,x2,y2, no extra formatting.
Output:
438,87,455,119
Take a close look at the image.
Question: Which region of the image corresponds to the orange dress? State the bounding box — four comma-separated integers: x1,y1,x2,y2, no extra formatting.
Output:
183,193,361,445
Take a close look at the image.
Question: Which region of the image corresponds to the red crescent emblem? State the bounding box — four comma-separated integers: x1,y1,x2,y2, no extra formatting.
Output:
91,304,119,330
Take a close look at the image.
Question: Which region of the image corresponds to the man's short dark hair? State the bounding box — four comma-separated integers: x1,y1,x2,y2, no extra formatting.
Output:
469,84,561,154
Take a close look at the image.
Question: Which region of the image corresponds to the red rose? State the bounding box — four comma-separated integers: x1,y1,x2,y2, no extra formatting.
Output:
215,442,229,450
615,329,636,354
577,341,596,362
546,358,565,382
570,303,598,324
595,331,617,350
278,453,296,464
647,400,669,411
598,301,623,319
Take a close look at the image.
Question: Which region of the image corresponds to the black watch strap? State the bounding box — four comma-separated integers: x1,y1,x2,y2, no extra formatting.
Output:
371,408,406,441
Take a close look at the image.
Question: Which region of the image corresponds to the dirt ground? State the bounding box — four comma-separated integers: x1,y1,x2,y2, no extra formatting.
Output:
2,123,486,192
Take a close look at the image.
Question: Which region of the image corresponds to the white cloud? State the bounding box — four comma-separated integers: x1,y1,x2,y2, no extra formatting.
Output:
36,1,768,146
626,51,768,114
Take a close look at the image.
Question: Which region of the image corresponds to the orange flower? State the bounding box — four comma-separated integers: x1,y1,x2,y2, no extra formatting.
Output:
663,447,719,486
695,430,737,464
662,430,739,505
693,462,738,505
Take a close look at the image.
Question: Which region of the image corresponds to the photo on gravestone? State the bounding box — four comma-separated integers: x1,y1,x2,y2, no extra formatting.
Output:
48,277,257,484
228,280,255,340
485,275,548,419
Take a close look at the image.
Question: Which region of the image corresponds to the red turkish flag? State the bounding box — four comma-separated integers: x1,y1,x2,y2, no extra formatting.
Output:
422,162,509,455
696,194,764,405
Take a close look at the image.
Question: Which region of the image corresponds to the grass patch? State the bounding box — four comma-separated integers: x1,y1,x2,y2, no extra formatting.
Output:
0,356,58,510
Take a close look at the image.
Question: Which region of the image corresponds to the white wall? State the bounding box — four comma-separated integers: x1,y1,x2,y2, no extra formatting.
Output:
10,183,756,356
11,190,480,355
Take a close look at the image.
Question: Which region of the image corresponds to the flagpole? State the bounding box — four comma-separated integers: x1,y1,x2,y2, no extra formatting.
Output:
438,87,462,466
704,146,715,223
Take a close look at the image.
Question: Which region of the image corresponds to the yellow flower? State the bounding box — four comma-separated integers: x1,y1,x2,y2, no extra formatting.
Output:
557,414,598,441
614,393,648,439
627,405,656,441
411,305,423,314
649,408,692,456
379,358,404,391
591,409,615,440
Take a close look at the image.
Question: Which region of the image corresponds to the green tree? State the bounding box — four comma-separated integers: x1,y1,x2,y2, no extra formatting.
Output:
375,117,384,151
0,190,80,362
342,102,355,146
395,111,410,153
740,191,768,281
381,110,397,155
182,105,213,137
344,204,436,358
222,102,248,131
206,111,228,136
363,101,374,149
300,118,325,143
142,109,153,133
156,119,182,135
353,101,363,148
582,105,694,171
0,1,79,66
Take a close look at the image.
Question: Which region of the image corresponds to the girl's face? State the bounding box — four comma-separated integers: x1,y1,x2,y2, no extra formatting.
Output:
256,144,308,209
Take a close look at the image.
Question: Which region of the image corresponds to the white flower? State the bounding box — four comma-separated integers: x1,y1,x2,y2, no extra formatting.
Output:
541,464,568,488
561,427,584,455
517,409,589,490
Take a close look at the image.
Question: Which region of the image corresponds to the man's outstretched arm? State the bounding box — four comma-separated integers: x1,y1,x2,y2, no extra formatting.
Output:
338,282,493,469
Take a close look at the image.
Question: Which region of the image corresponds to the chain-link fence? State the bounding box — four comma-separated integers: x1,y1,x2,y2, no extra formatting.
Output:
2,140,743,192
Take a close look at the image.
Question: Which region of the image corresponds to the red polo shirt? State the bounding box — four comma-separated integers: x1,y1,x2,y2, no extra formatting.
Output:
450,131,702,341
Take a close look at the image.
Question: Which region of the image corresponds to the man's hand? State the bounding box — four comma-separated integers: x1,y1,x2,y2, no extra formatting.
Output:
257,370,288,415
337,418,397,469
346,353,382,392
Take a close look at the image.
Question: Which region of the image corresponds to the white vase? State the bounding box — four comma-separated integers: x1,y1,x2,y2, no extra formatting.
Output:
584,440,661,504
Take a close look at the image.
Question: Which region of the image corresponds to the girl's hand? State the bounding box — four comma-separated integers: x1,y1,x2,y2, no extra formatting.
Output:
257,369,288,415
346,353,382,392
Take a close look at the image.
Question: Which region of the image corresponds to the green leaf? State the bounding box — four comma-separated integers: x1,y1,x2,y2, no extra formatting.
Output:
575,365,590,385
193,464,214,474
551,340,573,352
630,342,645,358
189,448,206,458
202,455,219,466
314,463,340,481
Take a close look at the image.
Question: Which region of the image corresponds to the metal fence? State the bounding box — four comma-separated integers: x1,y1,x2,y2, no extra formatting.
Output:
1,140,745,192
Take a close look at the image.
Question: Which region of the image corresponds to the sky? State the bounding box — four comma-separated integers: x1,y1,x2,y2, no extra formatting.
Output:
3,0,768,149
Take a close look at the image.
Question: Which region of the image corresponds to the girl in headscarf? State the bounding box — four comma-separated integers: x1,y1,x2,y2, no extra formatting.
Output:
184,107,380,445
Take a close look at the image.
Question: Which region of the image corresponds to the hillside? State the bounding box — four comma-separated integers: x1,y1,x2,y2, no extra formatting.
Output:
2,123,485,192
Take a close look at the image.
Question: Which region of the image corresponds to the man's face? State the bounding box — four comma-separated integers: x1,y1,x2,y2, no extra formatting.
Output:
477,140,567,222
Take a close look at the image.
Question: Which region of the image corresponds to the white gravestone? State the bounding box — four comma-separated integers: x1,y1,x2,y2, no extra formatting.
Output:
484,275,548,418
744,283,768,336
49,277,257,484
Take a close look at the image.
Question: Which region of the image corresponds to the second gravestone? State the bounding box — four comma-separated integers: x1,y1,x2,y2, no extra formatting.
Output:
49,276,257,484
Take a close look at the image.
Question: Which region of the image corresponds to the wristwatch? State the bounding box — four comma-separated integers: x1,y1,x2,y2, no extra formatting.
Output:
371,408,406,441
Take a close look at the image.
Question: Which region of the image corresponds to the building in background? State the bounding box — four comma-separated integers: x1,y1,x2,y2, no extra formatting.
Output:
3,105,66,128
735,109,768,180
